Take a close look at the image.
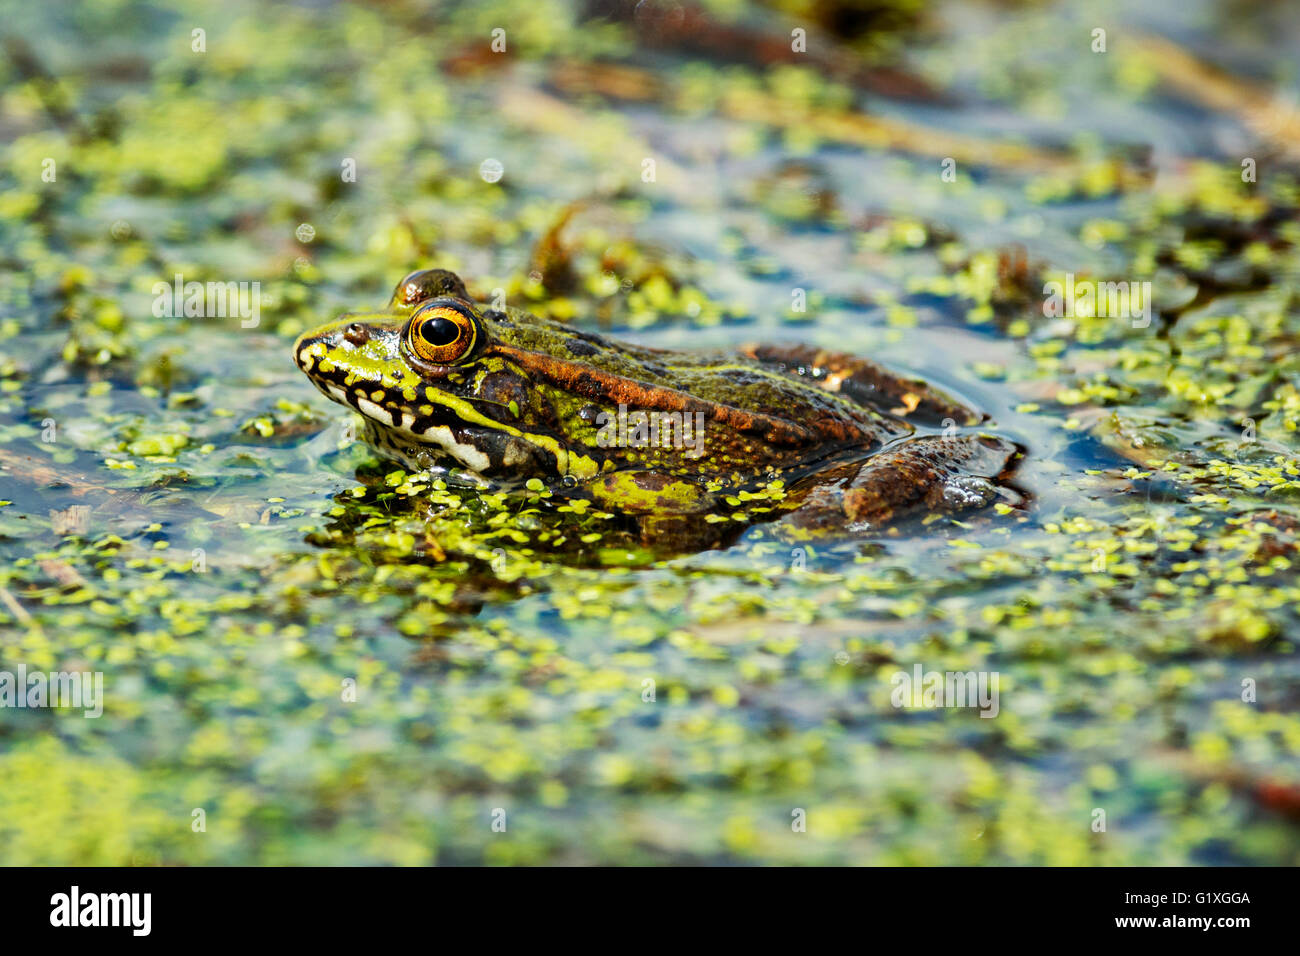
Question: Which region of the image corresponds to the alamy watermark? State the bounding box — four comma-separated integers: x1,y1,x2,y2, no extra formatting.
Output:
1043,273,1151,328
890,664,999,718
0,665,103,717
50,886,150,935
152,273,261,328
595,404,706,459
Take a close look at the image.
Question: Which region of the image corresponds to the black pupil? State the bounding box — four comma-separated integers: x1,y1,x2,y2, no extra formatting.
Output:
421,316,460,347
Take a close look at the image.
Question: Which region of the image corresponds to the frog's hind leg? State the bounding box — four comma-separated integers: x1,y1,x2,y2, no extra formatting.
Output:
789,434,1021,531
741,343,980,426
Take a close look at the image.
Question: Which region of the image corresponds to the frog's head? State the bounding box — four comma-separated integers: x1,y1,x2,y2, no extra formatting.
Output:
294,270,610,479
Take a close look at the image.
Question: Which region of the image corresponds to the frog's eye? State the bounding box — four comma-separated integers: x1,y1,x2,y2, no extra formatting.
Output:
404,298,479,365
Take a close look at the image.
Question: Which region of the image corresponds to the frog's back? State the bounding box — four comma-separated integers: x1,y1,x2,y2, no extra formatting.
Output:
491,304,908,451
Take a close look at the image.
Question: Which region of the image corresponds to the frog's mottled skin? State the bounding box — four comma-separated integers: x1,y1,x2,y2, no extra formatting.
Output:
295,269,1019,531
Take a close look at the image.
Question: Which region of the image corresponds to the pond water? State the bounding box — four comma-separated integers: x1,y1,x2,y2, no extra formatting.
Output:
2,0,1299,864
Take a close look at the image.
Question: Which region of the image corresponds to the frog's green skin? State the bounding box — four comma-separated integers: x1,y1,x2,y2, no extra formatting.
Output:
295,269,1019,528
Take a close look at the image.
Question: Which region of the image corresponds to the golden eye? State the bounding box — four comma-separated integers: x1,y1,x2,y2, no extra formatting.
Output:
404,298,479,365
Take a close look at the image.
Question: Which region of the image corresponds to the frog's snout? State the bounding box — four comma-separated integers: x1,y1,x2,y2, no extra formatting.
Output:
293,316,401,377
293,330,322,372
293,325,342,374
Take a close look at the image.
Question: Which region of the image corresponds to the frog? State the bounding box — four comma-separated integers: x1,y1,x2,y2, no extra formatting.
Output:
294,269,1021,543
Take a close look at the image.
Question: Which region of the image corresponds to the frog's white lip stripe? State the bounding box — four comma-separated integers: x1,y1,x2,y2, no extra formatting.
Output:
312,379,491,472
310,367,469,439
356,395,394,427
354,393,491,471
411,424,491,472
312,379,403,431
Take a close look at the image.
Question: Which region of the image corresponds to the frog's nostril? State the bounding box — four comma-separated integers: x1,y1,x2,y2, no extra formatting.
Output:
344,323,369,346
